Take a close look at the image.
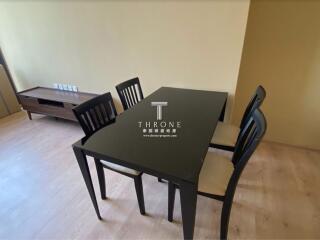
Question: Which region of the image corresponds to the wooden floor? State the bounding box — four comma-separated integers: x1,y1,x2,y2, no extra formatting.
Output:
0,111,319,239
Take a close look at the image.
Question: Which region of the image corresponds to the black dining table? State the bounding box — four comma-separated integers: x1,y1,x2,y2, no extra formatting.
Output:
72,87,227,239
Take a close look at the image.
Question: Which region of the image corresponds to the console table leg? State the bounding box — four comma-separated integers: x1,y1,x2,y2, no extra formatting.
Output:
27,111,32,120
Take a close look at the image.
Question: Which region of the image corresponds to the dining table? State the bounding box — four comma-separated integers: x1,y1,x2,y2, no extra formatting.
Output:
72,87,228,239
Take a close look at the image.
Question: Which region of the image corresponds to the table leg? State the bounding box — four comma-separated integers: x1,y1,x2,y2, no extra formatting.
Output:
73,146,102,220
180,182,197,240
219,100,227,121
27,111,32,120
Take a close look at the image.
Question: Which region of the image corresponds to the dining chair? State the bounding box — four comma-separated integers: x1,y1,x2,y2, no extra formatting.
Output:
210,85,266,152
72,92,145,215
116,77,144,110
168,108,267,239
116,78,163,182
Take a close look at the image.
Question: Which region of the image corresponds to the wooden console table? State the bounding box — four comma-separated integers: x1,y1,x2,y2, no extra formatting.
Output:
17,87,98,121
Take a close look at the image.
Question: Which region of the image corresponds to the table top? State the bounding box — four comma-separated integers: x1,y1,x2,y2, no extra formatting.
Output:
17,87,98,105
75,87,227,183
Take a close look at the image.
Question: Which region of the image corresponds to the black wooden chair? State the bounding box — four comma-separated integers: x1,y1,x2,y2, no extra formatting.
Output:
210,85,266,151
72,92,145,215
168,108,267,239
116,77,144,110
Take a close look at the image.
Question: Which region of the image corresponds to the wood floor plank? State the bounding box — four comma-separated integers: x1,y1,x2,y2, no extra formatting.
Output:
0,111,319,239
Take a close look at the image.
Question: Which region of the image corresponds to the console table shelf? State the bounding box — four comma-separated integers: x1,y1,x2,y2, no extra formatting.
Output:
17,87,98,121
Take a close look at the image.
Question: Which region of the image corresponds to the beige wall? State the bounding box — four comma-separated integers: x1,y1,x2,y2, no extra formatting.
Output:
232,0,320,150
0,0,249,117
0,65,20,117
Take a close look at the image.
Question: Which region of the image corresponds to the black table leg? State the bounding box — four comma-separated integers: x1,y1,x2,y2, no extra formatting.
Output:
73,146,102,220
134,175,146,215
180,182,197,240
94,158,107,200
219,100,227,121
168,182,176,222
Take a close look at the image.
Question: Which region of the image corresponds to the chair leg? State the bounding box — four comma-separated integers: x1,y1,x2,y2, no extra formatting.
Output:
94,158,106,200
134,175,145,215
158,177,162,182
220,197,233,240
168,181,176,222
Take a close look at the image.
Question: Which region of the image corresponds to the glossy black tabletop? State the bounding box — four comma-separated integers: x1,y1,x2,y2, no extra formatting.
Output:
76,87,227,183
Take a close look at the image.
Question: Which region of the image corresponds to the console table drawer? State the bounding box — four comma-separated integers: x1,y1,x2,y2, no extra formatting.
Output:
25,104,76,121
19,96,38,107
64,103,77,109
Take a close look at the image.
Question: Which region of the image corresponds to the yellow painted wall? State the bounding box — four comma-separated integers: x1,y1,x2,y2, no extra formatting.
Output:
232,0,320,150
0,65,20,116
0,0,249,117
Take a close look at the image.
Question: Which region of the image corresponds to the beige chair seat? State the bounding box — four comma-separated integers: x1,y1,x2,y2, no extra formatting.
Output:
211,121,240,147
100,160,140,175
198,151,234,196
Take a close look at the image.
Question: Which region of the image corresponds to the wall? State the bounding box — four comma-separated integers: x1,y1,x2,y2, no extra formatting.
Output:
232,0,320,150
0,0,249,117
0,65,20,118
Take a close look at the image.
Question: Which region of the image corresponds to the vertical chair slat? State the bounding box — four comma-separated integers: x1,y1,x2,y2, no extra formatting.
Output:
127,86,136,106
124,88,133,108
116,77,144,110
89,109,99,130
132,84,139,103
99,103,108,123
83,112,94,133
122,89,130,107
94,105,104,125
80,114,92,135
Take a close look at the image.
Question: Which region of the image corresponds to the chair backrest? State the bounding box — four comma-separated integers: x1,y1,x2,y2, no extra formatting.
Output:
225,109,266,200
239,85,266,130
116,77,144,110
232,108,266,166
72,92,117,137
